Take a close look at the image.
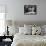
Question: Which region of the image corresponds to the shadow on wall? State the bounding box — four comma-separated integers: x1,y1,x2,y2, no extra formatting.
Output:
5,20,46,27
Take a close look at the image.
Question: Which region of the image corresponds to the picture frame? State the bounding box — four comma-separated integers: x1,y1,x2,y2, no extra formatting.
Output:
24,5,37,15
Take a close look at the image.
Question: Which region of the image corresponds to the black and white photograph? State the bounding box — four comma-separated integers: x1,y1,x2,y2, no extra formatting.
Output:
0,0,46,46
24,5,37,15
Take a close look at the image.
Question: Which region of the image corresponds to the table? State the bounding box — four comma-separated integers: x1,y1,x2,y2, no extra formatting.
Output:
0,36,13,46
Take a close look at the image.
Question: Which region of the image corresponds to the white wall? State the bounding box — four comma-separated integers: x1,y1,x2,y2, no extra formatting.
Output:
0,0,46,22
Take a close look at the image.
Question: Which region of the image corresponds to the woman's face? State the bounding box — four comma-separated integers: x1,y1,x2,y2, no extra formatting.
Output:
28,8,32,11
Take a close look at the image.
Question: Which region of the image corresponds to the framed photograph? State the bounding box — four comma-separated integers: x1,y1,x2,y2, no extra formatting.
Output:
24,5,37,15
